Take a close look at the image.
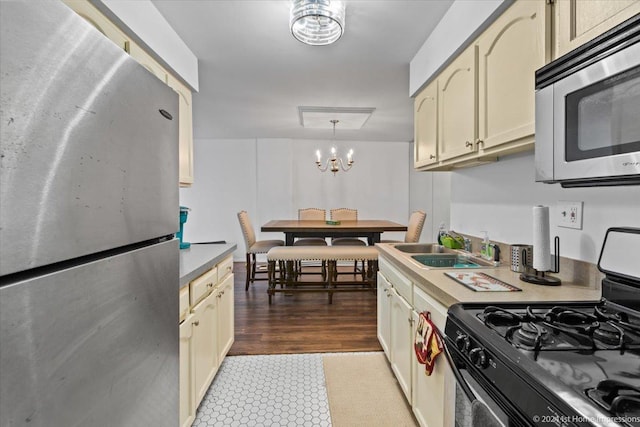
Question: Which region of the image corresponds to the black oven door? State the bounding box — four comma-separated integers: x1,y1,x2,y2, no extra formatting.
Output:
443,336,532,427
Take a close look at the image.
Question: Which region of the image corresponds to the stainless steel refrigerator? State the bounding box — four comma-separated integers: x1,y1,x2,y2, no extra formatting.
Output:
1,1,179,426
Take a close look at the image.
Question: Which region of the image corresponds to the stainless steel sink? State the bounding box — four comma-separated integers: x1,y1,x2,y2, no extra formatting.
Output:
393,243,449,254
411,254,491,269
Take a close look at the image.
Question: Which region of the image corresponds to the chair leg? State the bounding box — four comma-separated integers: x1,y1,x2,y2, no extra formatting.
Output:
245,253,251,291
251,253,257,282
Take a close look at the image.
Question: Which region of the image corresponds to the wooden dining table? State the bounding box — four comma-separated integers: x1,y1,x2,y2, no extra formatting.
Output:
261,220,407,246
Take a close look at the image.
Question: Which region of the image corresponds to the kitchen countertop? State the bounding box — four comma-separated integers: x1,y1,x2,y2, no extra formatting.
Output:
179,243,237,287
376,243,602,308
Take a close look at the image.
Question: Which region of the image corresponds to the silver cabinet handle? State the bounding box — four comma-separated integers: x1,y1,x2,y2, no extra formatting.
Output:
193,320,200,326
465,141,473,148
476,139,484,146
429,154,436,159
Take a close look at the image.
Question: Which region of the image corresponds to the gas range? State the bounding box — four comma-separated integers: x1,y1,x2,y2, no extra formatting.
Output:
445,228,640,427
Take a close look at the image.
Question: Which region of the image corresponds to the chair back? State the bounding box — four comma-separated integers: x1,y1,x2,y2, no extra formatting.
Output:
330,208,358,221
404,210,427,243
298,208,326,221
237,210,256,249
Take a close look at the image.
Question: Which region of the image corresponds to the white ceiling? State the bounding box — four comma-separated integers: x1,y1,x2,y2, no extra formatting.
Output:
151,0,454,142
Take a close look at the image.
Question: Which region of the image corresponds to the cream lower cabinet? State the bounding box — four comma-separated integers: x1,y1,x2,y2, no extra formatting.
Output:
216,273,235,361
180,255,235,426
389,286,413,402
411,287,453,427
191,289,219,405
180,315,196,427
377,272,392,358
554,0,640,59
378,256,454,427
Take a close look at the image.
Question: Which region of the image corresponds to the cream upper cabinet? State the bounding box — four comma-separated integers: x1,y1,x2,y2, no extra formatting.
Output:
477,0,548,151
554,0,640,58
414,80,438,168
62,0,130,52
129,43,169,85
168,75,195,187
437,46,477,162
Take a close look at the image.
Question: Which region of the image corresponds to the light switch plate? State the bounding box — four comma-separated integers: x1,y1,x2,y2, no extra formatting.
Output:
557,201,583,230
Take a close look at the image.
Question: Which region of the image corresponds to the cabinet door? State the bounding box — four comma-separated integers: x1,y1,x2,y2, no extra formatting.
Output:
191,290,219,404
438,47,477,161
217,273,235,361
168,75,195,187
129,42,169,84
390,288,413,402
414,80,438,168
62,0,130,52
411,288,450,427
377,272,392,360
477,0,548,150
180,317,196,427
555,0,640,58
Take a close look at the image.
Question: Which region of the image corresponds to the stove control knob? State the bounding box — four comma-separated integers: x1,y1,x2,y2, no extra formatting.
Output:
469,348,488,369
455,335,471,353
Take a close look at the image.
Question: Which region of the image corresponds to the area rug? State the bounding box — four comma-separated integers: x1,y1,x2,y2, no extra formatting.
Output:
323,352,418,427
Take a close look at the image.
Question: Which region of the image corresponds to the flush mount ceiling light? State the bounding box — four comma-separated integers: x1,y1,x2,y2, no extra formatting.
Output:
290,0,346,46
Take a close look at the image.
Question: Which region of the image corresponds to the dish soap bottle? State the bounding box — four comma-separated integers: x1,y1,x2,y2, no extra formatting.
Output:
480,231,490,260
437,223,446,245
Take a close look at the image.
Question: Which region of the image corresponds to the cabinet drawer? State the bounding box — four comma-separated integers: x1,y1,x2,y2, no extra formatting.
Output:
379,257,413,304
217,256,233,282
179,286,190,323
190,267,217,306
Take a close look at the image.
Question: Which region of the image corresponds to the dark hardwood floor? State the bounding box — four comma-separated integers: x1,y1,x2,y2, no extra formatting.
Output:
228,262,382,355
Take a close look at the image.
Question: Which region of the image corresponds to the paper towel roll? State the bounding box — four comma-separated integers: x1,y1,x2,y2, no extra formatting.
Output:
532,205,551,271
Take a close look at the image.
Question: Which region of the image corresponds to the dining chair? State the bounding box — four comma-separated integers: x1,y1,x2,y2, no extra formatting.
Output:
293,208,327,279
330,208,366,276
381,210,427,243
293,208,327,246
237,211,284,291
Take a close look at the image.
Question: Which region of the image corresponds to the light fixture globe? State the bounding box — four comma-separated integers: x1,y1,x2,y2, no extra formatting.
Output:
290,0,345,46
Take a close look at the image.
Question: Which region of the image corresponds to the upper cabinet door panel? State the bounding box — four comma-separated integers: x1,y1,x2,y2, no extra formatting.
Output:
555,0,640,58
437,47,477,161
414,80,438,168
477,0,548,150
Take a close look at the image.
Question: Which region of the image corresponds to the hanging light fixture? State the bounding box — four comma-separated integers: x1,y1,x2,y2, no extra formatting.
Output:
315,119,354,175
290,0,346,46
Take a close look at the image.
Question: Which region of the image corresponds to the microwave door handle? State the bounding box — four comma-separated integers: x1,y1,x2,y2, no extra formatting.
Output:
434,325,478,403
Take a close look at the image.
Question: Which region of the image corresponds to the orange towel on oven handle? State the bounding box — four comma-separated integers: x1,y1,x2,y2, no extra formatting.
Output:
414,311,443,376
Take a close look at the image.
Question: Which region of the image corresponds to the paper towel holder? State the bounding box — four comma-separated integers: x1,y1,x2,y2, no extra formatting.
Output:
519,236,562,286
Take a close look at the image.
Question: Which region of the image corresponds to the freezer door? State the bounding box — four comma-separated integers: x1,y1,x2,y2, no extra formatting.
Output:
0,239,179,427
0,1,178,275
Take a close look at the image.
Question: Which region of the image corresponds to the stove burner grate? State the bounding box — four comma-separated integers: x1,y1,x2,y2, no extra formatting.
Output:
586,379,640,423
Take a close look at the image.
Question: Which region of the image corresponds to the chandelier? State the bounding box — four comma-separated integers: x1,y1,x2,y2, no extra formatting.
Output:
290,0,346,46
315,120,354,175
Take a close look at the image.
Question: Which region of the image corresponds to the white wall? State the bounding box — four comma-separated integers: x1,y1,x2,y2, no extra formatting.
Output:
409,0,510,96
409,143,451,242
450,152,640,264
97,0,199,91
180,138,420,260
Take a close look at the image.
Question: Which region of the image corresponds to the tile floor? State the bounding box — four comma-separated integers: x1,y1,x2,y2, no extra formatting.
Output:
192,353,333,426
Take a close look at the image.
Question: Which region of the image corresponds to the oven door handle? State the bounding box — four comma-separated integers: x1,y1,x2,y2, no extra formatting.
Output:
434,325,478,404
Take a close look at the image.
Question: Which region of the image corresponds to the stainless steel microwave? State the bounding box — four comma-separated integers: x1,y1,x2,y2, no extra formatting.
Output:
535,16,640,188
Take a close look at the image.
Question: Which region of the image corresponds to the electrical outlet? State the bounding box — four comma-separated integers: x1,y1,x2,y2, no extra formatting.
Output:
557,201,583,230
